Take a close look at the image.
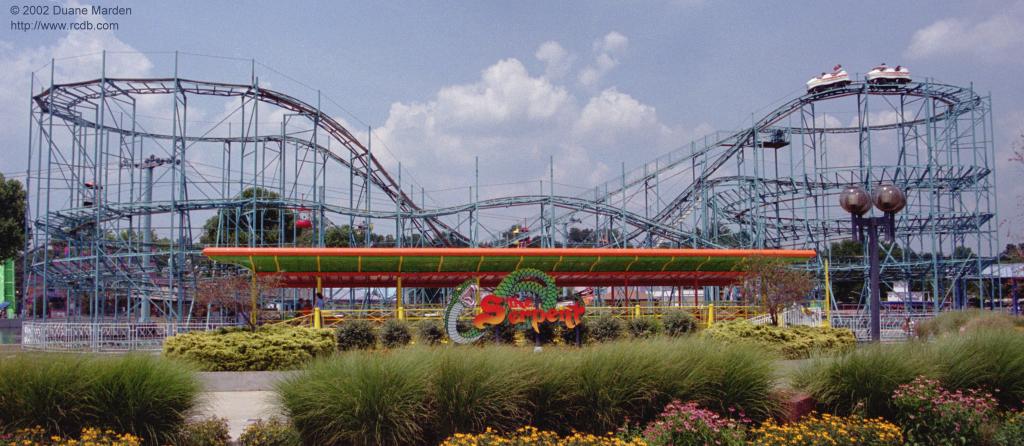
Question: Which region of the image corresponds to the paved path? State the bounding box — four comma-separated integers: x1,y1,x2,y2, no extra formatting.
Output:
196,372,295,440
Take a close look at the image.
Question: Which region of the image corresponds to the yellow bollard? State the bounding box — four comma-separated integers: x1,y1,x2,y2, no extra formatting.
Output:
396,277,405,321
823,259,833,328
634,304,641,318
313,307,322,329
707,304,715,328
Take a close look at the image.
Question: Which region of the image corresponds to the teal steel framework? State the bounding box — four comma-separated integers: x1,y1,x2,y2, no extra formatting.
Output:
21,52,1000,322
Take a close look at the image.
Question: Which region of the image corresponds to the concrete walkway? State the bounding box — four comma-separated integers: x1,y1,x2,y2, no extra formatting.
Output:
196,372,295,440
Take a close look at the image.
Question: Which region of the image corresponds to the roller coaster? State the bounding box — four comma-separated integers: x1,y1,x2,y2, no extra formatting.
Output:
20,52,1001,322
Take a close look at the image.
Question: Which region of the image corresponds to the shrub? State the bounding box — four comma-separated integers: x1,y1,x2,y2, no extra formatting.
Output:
641,400,746,446
164,326,335,371
173,417,230,446
559,322,589,345
793,342,936,419
0,427,142,446
995,411,1024,446
238,417,301,446
662,310,699,336
0,355,200,442
749,413,903,446
380,320,412,349
335,320,377,351
892,376,998,446
589,314,624,342
277,351,430,446
415,320,445,345
703,320,856,359
439,426,646,446
935,328,1024,409
627,316,662,339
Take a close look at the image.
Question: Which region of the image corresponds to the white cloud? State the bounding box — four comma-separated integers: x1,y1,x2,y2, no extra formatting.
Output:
373,48,704,196
579,32,629,87
535,41,573,79
905,12,1024,61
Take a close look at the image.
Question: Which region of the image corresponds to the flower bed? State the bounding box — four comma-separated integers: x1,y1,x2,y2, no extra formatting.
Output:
0,427,142,446
440,427,646,446
749,414,903,446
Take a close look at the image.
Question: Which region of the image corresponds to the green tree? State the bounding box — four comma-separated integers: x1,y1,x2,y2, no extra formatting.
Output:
739,256,814,325
0,174,27,260
200,187,295,246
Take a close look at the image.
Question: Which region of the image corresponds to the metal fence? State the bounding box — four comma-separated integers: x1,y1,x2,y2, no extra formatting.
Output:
21,322,236,352
831,313,934,342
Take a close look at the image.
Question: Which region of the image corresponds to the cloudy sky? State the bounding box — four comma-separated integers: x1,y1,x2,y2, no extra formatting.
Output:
1,0,1022,244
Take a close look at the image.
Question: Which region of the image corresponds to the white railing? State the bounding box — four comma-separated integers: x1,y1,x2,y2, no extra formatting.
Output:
748,306,823,327
21,321,235,352
830,312,934,342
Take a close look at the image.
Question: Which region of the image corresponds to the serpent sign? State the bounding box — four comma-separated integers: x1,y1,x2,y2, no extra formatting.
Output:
443,268,586,344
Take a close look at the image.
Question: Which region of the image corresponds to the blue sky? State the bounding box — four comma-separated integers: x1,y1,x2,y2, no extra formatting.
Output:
1,0,1022,245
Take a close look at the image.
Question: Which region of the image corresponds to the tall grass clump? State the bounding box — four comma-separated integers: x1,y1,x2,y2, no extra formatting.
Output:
935,328,1024,409
0,355,199,443
916,309,1024,338
558,341,671,433
428,348,532,440
794,342,936,419
277,352,430,446
278,338,782,443
0,355,96,435
90,355,202,444
662,310,699,336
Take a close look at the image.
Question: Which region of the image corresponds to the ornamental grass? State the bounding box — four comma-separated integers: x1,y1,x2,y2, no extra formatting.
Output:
0,355,199,444
276,338,779,445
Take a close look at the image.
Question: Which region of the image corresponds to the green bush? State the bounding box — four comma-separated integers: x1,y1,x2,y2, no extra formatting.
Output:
702,320,855,359
380,320,412,349
916,309,1024,339
335,320,378,351
559,322,589,345
793,342,937,419
277,351,430,446
277,338,779,443
589,314,624,342
238,417,301,446
0,355,200,443
935,328,1024,409
662,310,699,336
628,316,662,339
416,320,445,345
173,417,230,446
164,326,335,371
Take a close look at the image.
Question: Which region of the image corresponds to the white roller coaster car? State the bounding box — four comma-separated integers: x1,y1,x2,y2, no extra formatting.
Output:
866,63,911,85
806,64,851,93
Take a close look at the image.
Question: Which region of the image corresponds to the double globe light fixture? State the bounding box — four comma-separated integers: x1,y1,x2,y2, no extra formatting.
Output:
838,183,907,342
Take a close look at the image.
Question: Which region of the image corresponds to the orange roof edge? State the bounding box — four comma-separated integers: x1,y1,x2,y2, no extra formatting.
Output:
202,247,816,259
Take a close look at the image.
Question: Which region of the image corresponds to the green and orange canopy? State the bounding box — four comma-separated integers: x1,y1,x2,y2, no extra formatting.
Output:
202,247,815,288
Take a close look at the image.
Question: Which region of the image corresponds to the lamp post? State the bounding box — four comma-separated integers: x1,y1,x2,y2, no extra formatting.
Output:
839,184,906,342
